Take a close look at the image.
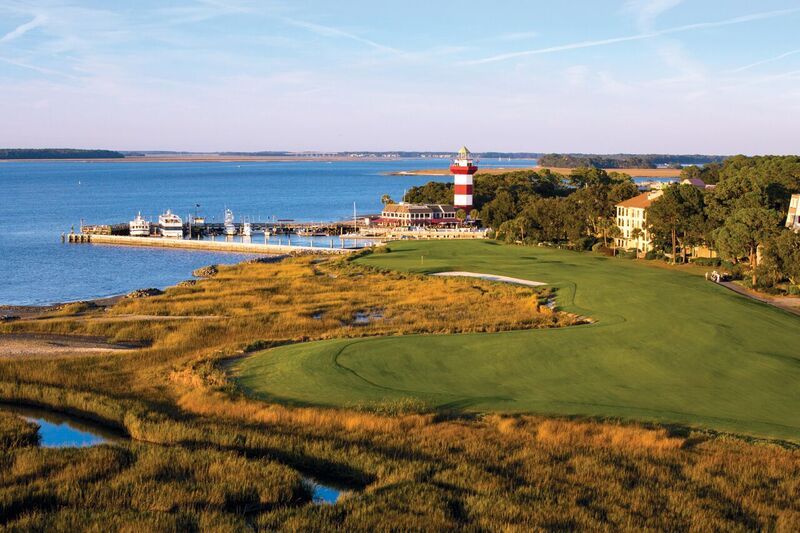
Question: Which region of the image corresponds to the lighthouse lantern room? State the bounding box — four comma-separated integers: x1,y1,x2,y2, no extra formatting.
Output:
450,146,478,212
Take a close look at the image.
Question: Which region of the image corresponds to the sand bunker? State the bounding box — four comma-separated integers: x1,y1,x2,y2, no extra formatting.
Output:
0,334,138,359
431,272,546,287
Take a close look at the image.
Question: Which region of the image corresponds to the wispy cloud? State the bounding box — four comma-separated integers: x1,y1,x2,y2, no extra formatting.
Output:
0,14,47,43
280,17,402,54
0,55,76,79
730,49,800,73
624,0,684,31
465,7,800,65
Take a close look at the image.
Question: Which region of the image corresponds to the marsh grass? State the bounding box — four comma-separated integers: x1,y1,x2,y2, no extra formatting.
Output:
0,255,798,529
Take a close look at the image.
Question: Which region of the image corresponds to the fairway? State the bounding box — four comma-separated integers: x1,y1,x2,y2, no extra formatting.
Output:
234,241,800,441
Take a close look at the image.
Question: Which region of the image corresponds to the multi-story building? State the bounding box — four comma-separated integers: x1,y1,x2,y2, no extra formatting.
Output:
614,190,663,252
786,194,800,231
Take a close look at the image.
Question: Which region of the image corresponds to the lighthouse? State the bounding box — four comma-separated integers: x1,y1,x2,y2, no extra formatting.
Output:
450,146,478,213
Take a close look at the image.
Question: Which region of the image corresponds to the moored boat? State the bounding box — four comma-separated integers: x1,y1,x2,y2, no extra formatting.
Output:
158,210,184,238
129,212,151,237
224,209,236,236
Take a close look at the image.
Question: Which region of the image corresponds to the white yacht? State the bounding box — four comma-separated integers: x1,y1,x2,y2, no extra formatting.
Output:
243,221,252,237
158,210,184,239
223,209,236,236
129,212,151,237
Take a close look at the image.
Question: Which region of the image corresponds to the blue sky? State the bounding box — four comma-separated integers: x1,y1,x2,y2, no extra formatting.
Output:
1,0,799,153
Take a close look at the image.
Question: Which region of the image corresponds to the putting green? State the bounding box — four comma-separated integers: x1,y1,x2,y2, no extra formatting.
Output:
234,241,800,441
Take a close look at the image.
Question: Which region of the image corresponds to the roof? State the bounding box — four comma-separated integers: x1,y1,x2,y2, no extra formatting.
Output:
616,190,662,209
382,203,456,214
458,146,471,156
681,178,707,188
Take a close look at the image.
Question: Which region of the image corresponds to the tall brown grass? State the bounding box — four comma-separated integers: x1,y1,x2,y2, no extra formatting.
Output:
0,255,798,529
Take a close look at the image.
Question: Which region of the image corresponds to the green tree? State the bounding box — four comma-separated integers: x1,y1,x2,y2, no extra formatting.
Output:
569,167,612,188
404,182,452,205
648,185,706,264
758,230,800,286
469,208,480,221
381,194,395,206
455,209,467,225
714,207,781,286
706,155,800,229
480,190,517,229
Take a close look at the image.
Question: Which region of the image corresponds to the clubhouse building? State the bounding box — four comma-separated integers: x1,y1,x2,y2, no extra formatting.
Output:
378,203,458,227
614,190,663,252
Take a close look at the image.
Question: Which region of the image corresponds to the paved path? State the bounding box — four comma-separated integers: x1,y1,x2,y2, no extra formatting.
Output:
719,281,800,316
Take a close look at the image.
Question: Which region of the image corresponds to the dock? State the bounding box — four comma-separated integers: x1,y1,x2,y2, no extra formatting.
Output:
66,234,362,255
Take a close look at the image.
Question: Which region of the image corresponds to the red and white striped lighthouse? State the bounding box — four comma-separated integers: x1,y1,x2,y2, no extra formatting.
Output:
450,146,478,212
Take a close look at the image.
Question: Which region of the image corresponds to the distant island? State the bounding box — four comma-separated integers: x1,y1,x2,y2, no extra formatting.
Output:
0,148,125,160
537,153,727,169
0,149,729,167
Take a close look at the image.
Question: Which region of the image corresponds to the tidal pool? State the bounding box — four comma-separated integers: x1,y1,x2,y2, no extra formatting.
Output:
0,404,124,447
304,478,344,505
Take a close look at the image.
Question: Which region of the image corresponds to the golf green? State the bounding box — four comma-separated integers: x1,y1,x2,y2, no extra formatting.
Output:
234,240,800,441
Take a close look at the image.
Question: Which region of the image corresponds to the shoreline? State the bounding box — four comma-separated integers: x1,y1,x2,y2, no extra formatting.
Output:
1,294,126,319
388,166,684,178
1,155,412,164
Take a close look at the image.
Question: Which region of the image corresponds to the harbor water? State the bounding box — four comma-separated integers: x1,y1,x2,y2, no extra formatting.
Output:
0,159,536,305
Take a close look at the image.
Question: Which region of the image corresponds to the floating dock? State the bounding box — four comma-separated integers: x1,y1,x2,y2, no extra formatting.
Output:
65,234,361,255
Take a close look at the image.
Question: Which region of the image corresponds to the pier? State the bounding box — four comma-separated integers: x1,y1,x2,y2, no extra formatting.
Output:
66,234,363,255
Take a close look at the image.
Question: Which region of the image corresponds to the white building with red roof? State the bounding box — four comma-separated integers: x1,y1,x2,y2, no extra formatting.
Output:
615,190,664,251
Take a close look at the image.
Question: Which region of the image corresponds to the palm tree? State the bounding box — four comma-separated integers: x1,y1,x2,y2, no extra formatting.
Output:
631,228,644,258
380,194,394,206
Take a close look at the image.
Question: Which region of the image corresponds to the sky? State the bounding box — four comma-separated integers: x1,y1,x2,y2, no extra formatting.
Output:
1,0,799,154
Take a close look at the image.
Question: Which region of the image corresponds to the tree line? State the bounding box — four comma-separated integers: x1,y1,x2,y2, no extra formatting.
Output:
402,155,800,293
645,156,800,290
0,149,125,159
537,153,726,169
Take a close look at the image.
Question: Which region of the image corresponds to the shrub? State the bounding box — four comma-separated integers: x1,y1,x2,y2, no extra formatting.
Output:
573,237,596,251
692,258,722,267
788,285,800,296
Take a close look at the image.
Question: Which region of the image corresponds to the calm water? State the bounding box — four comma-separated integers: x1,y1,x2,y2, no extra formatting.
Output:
1,404,122,447
0,158,536,305
305,478,344,505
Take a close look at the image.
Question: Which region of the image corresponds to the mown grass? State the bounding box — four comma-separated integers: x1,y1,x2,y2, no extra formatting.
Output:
0,248,798,529
238,240,800,441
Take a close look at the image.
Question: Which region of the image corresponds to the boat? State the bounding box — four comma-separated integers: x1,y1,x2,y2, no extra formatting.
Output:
296,228,328,237
223,209,236,236
158,210,184,239
243,221,252,237
129,212,151,237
